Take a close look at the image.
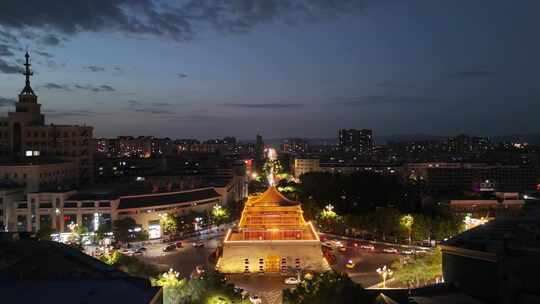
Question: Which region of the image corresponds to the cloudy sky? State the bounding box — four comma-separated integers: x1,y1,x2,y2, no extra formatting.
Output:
0,0,539,139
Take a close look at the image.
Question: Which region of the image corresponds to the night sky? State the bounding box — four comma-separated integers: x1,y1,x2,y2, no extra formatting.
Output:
0,1,539,139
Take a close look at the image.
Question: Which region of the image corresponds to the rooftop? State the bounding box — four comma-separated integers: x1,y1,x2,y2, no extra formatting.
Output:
118,187,220,209
0,238,160,304
247,186,299,207
0,157,71,166
442,207,540,254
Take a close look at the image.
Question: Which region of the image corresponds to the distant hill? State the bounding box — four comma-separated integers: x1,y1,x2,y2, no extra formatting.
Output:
240,134,540,146
490,134,540,144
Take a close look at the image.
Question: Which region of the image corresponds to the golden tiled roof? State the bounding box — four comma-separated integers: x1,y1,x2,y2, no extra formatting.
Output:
239,187,306,229
247,186,299,207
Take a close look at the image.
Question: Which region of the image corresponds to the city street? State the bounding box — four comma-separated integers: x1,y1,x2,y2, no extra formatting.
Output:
135,232,423,304
139,231,224,278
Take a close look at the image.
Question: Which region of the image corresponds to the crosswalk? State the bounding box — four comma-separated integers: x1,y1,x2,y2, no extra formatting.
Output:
260,290,283,304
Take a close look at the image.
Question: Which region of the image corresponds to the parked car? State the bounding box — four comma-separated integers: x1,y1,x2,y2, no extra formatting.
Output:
345,259,356,269
382,248,398,254
162,244,176,252
360,244,375,250
136,247,147,252
284,277,300,284
402,249,414,255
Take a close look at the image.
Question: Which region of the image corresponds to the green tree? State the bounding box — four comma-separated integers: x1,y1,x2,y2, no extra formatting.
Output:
93,225,109,244
391,247,443,287
400,214,414,243
210,205,229,226
35,225,56,241
375,208,401,241
283,271,374,304
432,214,464,240
411,214,431,242
160,213,180,235
113,217,140,243
101,250,159,277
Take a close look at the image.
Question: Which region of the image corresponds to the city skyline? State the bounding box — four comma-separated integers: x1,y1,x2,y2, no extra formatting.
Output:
1,1,540,139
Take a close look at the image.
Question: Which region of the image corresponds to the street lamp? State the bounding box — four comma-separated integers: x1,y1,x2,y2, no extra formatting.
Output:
376,265,393,288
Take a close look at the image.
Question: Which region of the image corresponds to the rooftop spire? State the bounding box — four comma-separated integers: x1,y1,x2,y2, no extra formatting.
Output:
20,51,35,96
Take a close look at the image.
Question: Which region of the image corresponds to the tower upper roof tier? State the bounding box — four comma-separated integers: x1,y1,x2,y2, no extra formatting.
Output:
246,186,299,207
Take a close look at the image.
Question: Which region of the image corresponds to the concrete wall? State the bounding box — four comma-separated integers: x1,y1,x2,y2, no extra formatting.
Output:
220,240,327,273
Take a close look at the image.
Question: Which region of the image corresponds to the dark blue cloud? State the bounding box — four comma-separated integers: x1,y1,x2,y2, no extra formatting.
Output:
223,103,303,109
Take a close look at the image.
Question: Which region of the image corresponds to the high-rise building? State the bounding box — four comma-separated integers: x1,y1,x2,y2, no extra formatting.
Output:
254,134,264,168
281,138,308,154
338,129,373,154
0,52,94,184
446,134,492,154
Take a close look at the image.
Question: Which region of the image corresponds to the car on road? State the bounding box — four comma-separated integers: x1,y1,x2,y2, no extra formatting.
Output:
120,248,133,256
249,295,262,304
322,244,333,251
174,241,183,248
330,240,344,248
162,244,176,252
284,277,301,284
132,250,144,256
382,248,398,253
402,249,414,255
322,241,335,248
345,259,356,269
338,246,347,252
192,241,205,248
360,244,375,250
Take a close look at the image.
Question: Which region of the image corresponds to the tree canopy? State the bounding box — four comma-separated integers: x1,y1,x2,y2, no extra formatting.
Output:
283,271,374,304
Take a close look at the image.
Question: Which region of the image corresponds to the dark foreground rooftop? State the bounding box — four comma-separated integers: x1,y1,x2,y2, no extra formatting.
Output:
0,237,161,304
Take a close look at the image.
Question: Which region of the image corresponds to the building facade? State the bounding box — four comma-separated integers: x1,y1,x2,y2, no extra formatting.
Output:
0,159,77,192
0,52,93,184
405,162,538,193
7,187,224,238
339,128,373,154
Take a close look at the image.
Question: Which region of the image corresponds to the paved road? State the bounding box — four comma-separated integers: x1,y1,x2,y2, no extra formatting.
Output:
140,233,223,277
138,234,425,304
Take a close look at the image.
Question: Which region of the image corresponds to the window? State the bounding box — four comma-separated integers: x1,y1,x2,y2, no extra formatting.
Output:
17,215,27,231
98,201,111,208
39,203,53,209
82,214,94,231
17,203,27,209
63,214,77,231
39,214,51,229
64,202,77,208
81,202,94,208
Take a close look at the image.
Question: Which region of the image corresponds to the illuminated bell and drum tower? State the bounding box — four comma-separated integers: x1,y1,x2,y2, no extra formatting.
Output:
218,185,328,273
